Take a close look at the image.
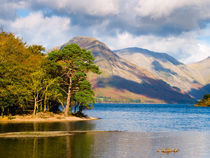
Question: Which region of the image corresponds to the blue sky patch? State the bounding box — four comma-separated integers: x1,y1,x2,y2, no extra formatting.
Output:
17,9,30,17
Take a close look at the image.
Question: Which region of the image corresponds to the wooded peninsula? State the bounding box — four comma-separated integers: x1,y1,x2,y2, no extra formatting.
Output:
0,31,100,121
195,94,210,107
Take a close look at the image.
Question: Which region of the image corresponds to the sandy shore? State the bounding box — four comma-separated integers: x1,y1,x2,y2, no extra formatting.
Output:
0,112,98,123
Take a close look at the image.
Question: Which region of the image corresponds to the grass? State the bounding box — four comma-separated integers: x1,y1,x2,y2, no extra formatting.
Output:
8,116,16,120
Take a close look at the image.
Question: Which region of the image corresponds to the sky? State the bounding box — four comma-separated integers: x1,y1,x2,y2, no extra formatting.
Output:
0,0,210,64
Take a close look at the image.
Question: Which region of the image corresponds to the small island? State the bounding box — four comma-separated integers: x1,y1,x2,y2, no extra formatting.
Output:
194,94,210,107
0,31,100,122
0,112,98,123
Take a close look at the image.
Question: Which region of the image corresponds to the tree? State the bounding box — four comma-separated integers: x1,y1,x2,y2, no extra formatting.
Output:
47,43,100,116
0,31,56,115
26,58,64,115
74,80,95,115
27,45,45,55
0,31,100,117
195,94,210,107
0,31,43,115
203,94,210,100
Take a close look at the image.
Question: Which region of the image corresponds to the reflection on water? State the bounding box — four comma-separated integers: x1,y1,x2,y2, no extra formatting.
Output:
0,131,210,158
0,121,96,133
0,134,94,158
0,122,96,158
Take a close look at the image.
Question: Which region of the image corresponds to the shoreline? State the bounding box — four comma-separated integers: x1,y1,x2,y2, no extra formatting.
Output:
194,104,209,107
0,113,98,124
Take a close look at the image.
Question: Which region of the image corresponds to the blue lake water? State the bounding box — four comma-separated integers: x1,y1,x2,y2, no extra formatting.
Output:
1,103,210,158
85,103,210,132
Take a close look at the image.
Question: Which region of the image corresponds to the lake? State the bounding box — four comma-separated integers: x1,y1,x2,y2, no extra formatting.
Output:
0,104,210,158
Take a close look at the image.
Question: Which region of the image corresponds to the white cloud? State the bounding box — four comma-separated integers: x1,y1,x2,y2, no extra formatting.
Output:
29,0,120,16
135,0,210,19
100,31,210,64
0,0,210,64
0,0,27,19
184,43,210,63
8,12,71,49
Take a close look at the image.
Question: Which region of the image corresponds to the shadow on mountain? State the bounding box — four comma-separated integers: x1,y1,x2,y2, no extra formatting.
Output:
152,61,177,75
97,76,195,104
189,84,210,100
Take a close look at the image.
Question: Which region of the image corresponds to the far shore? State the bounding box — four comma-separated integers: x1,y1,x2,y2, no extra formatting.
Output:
0,112,98,124
194,104,209,107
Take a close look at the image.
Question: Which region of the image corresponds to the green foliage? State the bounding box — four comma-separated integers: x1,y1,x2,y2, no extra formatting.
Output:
195,94,210,107
27,45,45,55
0,31,44,115
26,69,61,115
47,43,100,74
0,31,61,115
74,80,95,111
0,32,100,116
47,43,100,116
8,115,16,120
203,94,210,100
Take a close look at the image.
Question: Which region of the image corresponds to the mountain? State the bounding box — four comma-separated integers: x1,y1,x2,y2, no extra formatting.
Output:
187,57,210,99
114,47,203,94
114,47,182,65
62,36,194,103
188,57,210,84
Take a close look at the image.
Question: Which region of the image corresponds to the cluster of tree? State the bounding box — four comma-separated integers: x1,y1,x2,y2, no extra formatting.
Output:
195,94,210,107
0,31,100,116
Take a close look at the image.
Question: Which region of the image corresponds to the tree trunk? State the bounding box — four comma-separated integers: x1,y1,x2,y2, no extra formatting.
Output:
64,77,72,116
44,86,49,112
33,97,38,116
40,102,43,112
44,94,47,112
1,106,4,117
58,99,64,110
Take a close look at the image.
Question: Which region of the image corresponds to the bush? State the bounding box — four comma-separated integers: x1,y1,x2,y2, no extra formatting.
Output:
203,94,210,100
8,115,16,120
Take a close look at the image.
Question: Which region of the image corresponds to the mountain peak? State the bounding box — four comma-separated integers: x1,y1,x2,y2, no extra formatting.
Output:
71,36,98,42
66,36,111,51
62,36,121,73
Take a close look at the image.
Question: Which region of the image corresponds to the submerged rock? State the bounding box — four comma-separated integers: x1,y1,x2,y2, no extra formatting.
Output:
157,148,179,154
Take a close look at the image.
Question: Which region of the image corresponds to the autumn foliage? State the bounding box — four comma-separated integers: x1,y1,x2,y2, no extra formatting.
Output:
0,31,100,116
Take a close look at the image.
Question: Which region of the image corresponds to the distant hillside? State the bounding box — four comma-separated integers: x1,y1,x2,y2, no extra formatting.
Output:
188,57,210,84
114,47,182,65
62,37,194,104
114,47,203,94
187,57,210,99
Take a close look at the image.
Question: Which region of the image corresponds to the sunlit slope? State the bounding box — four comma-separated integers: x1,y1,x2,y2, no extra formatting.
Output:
115,47,204,93
187,57,210,99
188,57,210,84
